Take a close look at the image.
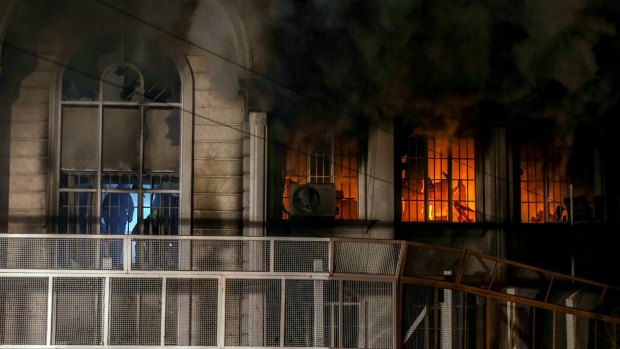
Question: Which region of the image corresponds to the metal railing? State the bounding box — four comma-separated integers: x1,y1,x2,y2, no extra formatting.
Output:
0,234,400,348
0,234,619,348
400,241,620,348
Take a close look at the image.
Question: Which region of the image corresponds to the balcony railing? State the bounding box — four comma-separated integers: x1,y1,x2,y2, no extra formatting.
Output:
0,234,618,348
0,234,400,348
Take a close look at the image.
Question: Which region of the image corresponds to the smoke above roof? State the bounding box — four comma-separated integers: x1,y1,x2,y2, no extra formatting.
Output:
262,0,619,140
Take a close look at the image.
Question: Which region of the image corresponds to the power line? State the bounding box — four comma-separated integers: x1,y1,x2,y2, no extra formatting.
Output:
90,0,574,219
91,0,393,136
94,0,572,216
2,33,573,223
2,40,568,223
1,40,390,186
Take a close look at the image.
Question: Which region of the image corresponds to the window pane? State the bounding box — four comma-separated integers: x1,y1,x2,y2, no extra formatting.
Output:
102,107,140,171
103,65,141,102
309,141,331,184
58,191,97,234
548,154,568,222
101,191,136,235
282,135,358,220
334,137,358,219
401,134,476,222
401,137,426,222
451,138,475,223
144,108,180,172
102,173,139,190
141,193,179,235
520,142,568,223
61,106,98,170
60,172,97,189
142,174,179,190
428,138,449,221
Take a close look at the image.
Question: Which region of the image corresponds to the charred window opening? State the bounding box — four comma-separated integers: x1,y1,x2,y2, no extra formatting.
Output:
400,129,476,223
58,35,182,240
519,142,568,223
281,134,359,220
519,138,598,224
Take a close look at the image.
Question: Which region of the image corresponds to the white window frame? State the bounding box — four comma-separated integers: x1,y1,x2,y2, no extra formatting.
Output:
49,38,193,236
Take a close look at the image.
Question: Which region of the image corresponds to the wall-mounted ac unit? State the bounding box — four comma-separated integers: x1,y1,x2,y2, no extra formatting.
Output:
289,183,336,217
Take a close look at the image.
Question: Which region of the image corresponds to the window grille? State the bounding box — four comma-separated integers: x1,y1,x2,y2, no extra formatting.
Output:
283,135,358,219
401,132,476,222
57,34,182,237
520,141,568,223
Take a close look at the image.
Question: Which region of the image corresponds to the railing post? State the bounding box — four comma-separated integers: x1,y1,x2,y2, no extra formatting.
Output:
218,276,226,349
280,278,286,348
270,240,275,273
124,235,132,272
103,276,110,346
328,240,334,275
161,277,167,346
46,276,53,346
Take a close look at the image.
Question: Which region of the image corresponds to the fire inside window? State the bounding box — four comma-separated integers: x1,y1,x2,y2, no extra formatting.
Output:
401,133,476,222
520,142,568,223
282,136,358,219
58,36,182,243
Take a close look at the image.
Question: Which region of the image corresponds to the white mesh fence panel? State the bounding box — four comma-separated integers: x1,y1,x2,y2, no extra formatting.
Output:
342,280,393,349
165,278,218,346
0,277,48,345
0,237,123,270
225,278,281,347
275,240,329,273
108,278,162,345
190,239,269,272
0,236,618,348
335,241,401,275
284,279,339,347
53,277,103,345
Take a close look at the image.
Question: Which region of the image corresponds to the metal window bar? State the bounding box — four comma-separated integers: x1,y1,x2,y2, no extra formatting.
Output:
308,140,332,184
283,136,359,220
402,136,476,222
520,142,569,223
334,137,358,220
60,62,181,238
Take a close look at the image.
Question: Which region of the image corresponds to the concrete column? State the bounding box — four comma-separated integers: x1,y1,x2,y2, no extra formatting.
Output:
243,112,267,346
365,121,394,239
244,112,267,237
483,127,511,258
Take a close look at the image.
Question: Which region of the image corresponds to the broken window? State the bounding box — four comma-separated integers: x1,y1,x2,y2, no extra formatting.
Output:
400,130,476,223
282,134,359,220
519,141,567,223
58,37,182,241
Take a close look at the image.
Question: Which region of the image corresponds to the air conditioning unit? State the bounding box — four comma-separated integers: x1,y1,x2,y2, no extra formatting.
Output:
289,183,336,217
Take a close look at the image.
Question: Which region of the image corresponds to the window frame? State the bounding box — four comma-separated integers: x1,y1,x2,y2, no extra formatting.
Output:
50,37,193,235
281,132,362,220
398,129,478,224
518,140,570,224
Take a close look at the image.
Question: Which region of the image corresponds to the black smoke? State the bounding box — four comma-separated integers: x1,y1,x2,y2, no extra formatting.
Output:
264,0,620,136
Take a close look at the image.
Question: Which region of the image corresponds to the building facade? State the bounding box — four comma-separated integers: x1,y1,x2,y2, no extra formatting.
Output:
1,0,620,347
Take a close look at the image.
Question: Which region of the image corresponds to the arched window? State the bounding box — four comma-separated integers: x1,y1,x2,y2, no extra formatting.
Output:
57,34,185,238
